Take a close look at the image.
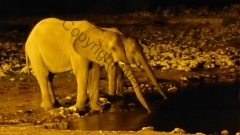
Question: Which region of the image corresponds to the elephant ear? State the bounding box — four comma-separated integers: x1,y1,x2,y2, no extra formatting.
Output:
101,28,124,35
73,27,113,66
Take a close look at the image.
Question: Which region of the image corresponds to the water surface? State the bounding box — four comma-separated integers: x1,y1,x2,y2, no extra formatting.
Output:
69,79,239,134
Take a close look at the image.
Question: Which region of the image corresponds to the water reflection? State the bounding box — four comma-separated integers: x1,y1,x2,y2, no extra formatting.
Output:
69,107,150,131
68,79,239,134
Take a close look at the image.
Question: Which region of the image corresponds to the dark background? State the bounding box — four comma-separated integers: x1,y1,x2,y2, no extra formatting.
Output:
0,0,239,19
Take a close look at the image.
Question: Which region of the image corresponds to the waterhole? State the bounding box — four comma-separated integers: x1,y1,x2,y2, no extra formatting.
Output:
68,79,239,134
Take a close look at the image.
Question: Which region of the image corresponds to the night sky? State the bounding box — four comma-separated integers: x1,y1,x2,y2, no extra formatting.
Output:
0,0,239,19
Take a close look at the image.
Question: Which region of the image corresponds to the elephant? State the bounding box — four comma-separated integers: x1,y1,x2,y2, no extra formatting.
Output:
101,28,167,99
25,18,151,112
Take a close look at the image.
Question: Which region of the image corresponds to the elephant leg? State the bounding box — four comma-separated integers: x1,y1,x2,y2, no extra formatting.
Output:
116,65,124,97
72,57,90,110
28,51,53,108
87,63,93,106
87,65,92,99
89,62,102,111
105,63,117,96
47,72,59,106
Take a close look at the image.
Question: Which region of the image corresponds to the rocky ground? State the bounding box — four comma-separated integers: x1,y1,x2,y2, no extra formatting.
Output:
0,4,240,135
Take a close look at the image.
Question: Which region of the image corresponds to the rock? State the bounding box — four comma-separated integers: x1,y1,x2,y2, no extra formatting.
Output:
128,103,135,107
139,84,145,89
211,63,215,68
180,76,188,82
68,106,78,112
167,86,178,93
163,9,171,17
14,63,20,68
59,110,67,118
19,78,25,81
226,60,234,67
21,66,29,73
181,55,189,60
215,59,222,66
126,86,134,93
11,58,20,65
216,49,225,55
99,97,107,103
0,70,7,77
149,60,157,67
177,65,190,71
190,47,198,53
189,60,198,69
1,63,11,71
9,78,15,82
72,113,80,118
204,60,212,69
65,96,72,100
221,130,229,135
196,132,206,135
149,49,158,57
140,126,154,131
35,120,42,125
98,97,109,106
162,52,174,59
229,68,235,72
182,48,190,55
171,127,186,133
142,46,150,53
16,110,24,114
160,61,170,69
58,110,65,115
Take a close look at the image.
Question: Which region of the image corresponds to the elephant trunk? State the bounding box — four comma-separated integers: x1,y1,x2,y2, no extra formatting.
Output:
118,62,151,113
140,55,167,99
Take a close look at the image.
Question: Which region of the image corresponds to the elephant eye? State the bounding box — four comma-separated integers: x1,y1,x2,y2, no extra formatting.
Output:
112,47,116,51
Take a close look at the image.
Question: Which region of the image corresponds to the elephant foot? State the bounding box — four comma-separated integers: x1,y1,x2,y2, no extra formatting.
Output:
108,92,116,96
116,89,124,97
40,101,54,108
90,103,103,112
53,99,60,107
70,104,86,112
116,92,124,97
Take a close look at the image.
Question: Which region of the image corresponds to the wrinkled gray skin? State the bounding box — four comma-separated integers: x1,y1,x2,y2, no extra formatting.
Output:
25,18,151,112
102,28,167,99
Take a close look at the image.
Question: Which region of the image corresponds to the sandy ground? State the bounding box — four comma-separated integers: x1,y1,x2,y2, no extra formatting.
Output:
0,68,239,134
0,128,192,135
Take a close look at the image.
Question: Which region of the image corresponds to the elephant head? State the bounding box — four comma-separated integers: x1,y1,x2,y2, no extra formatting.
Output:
73,27,151,112
73,27,128,66
102,28,167,99
122,37,167,99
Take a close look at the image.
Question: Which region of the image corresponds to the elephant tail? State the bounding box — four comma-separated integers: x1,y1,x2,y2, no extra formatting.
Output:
25,50,30,74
